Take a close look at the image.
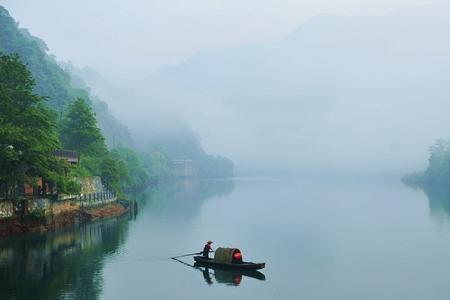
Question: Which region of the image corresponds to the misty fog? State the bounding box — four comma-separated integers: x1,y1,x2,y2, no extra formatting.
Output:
3,0,449,176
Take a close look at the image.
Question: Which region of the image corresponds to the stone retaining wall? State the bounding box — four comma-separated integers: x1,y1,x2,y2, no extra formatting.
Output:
0,192,116,221
77,176,104,194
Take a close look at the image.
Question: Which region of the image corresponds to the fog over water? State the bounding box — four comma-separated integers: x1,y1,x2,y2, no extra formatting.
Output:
2,0,449,175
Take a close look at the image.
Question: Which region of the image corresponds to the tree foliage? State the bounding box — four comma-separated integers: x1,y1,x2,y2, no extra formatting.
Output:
423,139,450,186
111,146,150,190
0,6,133,146
0,7,71,111
141,145,173,181
0,53,61,198
60,98,107,156
0,5,234,202
404,139,450,190
99,156,125,192
0,7,155,199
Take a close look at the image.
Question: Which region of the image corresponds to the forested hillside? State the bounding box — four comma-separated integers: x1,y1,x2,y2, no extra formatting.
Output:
0,5,233,181
0,6,154,195
0,6,131,148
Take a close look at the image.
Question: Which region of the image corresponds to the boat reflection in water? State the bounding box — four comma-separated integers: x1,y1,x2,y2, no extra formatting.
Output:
195,263,266,286
172,257,266,286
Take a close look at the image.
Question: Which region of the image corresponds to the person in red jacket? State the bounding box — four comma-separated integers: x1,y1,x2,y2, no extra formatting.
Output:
202,241,213,258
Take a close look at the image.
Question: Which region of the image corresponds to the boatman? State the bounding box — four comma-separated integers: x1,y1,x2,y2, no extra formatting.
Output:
202,241,213,258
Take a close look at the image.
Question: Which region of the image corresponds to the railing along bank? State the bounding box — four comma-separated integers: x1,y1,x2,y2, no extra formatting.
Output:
72,191,117,208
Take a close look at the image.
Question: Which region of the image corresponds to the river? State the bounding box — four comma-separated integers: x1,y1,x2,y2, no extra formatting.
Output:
1,177,450,299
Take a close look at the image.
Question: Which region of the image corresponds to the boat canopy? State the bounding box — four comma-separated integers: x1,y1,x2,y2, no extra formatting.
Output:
214,247,242,264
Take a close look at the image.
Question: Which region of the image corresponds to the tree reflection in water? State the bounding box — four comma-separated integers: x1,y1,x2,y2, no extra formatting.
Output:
0,179,235,299
0,216,129,300
131,178,235,220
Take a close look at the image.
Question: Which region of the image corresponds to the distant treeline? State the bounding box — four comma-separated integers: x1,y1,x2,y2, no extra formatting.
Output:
403,139,450,191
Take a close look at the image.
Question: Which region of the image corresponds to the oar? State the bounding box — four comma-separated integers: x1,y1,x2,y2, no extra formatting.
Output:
171,252,201,259
172,257,199,268
172,257,214,276
171,251,215,259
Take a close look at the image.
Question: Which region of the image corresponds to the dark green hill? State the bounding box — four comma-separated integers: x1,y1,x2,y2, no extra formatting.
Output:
0,6,132,148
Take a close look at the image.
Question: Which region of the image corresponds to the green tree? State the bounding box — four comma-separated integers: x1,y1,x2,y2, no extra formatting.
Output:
424,139,450,185
60,98,107,157
141,145,173,181
111,145,149,190
99,156,126,192
0,53,60,199
0,6,134,146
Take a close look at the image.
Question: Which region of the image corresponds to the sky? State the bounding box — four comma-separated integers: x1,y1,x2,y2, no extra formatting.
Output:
0,0,439,82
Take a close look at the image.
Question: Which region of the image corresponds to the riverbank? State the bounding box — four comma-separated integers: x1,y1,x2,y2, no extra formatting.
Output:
81,202,129,221
0,201,129,238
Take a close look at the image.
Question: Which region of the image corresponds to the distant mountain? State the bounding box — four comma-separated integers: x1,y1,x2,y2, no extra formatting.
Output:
139,3,450,174
0,6,132,148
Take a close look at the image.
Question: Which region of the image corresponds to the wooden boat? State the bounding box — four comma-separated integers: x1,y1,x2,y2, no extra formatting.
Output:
194,256,265,270
194,247,265,270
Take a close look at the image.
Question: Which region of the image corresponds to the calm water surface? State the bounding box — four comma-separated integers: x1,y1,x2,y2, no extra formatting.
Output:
1,177,450,299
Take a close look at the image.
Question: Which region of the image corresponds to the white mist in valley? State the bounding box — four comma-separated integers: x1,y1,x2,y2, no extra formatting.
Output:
3,0,449,176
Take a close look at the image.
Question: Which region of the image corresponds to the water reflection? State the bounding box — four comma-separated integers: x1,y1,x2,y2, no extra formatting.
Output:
140,178,235,220
200,267,213,285
0,179,234,299
0,216,129,300
172,257,265,286
193,263,266,286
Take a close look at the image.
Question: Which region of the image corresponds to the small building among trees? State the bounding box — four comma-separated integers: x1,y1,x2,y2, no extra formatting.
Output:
52,150,79,165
